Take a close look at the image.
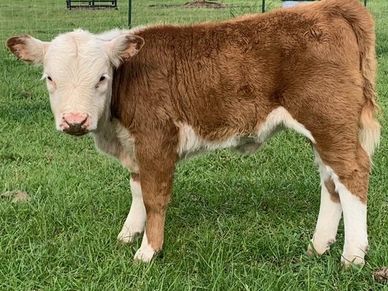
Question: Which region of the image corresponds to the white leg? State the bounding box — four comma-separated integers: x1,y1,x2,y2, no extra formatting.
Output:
117,178,146,244
309,151,343,255
134,232,156,263
308,180,342,255
333,179,368,266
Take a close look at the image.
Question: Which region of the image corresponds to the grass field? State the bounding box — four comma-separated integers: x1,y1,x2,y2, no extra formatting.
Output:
0,0,387,289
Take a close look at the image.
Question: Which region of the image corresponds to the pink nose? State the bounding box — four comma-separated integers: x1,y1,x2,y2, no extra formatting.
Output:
61,113,90,136
63,112,88,125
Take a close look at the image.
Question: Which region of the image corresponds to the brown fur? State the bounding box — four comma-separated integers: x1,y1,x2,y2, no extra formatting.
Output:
6,35,47,64
7,36,33,62
132,173,140,182
109,0,378,252
324,178,340,203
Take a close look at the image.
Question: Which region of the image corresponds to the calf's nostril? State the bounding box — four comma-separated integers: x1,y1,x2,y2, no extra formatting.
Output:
61,113,90,135
79,116,88,126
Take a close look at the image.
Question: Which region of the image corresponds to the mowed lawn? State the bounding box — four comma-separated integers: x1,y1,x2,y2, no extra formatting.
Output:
0,0,387,289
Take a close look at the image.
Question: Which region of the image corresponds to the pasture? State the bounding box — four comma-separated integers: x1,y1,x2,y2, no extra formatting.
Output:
0,0,387,289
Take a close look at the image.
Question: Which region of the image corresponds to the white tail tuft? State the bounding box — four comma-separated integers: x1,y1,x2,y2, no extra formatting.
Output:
359,104,380,157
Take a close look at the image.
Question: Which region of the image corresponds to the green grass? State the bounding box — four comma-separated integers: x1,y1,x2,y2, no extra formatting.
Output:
1,0,388,289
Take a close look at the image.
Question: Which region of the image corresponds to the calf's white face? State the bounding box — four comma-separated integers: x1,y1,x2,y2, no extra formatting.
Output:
7,30,144,136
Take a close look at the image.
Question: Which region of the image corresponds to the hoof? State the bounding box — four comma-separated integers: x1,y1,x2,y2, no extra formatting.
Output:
134,245,156,263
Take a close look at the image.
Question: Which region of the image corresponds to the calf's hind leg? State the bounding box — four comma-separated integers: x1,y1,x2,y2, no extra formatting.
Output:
308,151,342,255
315,142,370,266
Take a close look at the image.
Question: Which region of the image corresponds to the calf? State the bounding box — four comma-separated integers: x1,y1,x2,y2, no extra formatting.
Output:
7,0,380,265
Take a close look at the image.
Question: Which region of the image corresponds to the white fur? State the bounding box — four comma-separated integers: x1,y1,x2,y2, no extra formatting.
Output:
115,121,138,171
134,232,156,262
330,171,368,266
97,26,148,41
177,123,240,157
308,151,342,255
129,25,149,35
115,121,136,156
43,30,114,131
359,119,380,158
12,29,143,134
97,29,128,41
93,118,138,172
177,106,315,158
314,155,368,265
257,107,315,143
117,178,146,244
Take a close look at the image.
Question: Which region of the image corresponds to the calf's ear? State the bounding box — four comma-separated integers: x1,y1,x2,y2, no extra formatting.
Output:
105,33,145,67
6,35,49,64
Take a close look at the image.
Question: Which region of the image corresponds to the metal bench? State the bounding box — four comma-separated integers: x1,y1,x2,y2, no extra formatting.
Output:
66,0,117,10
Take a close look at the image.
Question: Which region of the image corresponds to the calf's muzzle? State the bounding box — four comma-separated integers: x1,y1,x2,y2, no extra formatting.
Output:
61,112,90,136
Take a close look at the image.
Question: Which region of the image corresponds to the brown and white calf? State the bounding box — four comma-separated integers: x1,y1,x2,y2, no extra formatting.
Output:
7,0,380,265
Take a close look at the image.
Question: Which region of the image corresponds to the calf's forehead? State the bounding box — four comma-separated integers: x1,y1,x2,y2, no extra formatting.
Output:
44,33,109,75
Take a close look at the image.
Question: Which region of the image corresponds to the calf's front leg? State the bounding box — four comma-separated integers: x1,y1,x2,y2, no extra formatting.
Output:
117,174,146,244
133,131,178,262
133,173,173,262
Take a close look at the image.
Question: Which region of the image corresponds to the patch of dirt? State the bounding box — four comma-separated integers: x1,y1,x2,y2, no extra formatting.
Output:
374,268,388,284
184,1,226,9
1,190,30,203
21,91,33,99
148,4,181,8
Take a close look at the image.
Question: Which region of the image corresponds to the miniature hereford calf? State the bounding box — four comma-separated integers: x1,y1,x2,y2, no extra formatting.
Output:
7,0,380,265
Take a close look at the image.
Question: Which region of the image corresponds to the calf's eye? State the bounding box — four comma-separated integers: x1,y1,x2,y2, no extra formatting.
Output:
47,76,53,81
99,76,106,82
